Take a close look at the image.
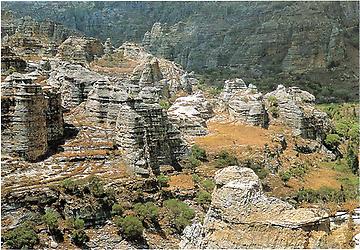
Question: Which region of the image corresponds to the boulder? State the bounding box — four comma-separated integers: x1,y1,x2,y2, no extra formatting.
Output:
180,166,330,249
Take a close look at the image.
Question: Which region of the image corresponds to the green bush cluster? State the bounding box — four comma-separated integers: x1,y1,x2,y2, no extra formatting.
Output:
195,191,212,207
42,208,60,232
111,203,124,216
114,215,144,239
157,174,170,188
187,144,207,168
164,199,195,232
159,99,171,110
241,159,269,179
280,164,309,183
3,221,39,249
134,202,159,223
267,96,279,118
325,134,342,149
215,150,238,168
67,218,89,246
201,179,215,192
296,187,347,203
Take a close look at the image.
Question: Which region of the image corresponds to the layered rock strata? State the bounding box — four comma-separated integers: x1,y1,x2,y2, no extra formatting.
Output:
47,60,105,109
180,166,329,249
56,36,104,64
264,84,331,140
1,73,64,161
218,79,268,128
168,92,213,136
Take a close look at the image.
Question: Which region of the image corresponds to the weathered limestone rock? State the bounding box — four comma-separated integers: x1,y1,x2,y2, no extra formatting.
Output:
218,79,268,127
1,73,64,161
180,166,329,249
56,36,104,64
264,84,332,140
47,60,105,109
1,45,27,73
116,101,188,175
103,38,114,55
168,92,213,136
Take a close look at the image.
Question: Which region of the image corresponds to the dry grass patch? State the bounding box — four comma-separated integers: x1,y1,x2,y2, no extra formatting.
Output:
168,174,195,190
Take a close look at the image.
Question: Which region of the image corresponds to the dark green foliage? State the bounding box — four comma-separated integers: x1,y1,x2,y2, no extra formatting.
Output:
61,178,79,193
159,99,171,110
69,218,89,246
215,150,238,168
346,144,359,175
192,174,201,183
111,203,124,216
42,209,60,231
280,171,292,183
164,199,195,232
134,202,159,222
3,221,39,249
296,187,347,203
87,176,105,197
191,144,207,161
195,191,212,206
325,134,341,148
115,216,144,239
157,174,170,188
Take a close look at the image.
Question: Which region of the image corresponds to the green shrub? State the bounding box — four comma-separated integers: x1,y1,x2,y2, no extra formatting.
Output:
296,187,346,204
111,203,124,216
3,221,39,249
192,174,201,184
61,178,78,193
280,171,292,183
201,179,215,191
268,96,278,106
188,155,202,168
115,215,144,239
134,202,159,222
42,209,60,231
157,174,170,188
195,191,212,206
159,99,171,110
191,144,207,161
346,144,359,175
215,150,238,168
325,134,341,148
164,199,195,232
268,106,279,118
70,218,88,246
87,176,105,197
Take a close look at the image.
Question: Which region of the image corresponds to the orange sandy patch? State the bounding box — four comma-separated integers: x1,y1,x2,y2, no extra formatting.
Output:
194,121,278,153
303,167,342,190
168,174,194,190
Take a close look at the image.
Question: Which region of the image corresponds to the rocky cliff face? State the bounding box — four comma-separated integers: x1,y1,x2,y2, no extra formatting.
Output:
168,92,214,136
264,84,332,141
180,166,330,249
56,36,104,64
1,73,64,161
47,60,105,110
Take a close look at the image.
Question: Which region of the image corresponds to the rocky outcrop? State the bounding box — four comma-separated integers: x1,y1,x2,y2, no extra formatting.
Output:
168,92,213,136
1,73,64,161
180,166,329,249
1,46,27,73
56,36,104,64
47,60,105,109
116,101,188,175
218,79,269,128
85,79,188,175
264,85,332,140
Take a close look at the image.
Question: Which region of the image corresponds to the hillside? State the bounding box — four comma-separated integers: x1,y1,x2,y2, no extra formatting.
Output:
2,1,359,102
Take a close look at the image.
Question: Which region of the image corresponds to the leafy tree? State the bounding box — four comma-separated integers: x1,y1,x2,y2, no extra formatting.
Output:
347,144,359,175
134,202,159,223
3,221,39,249
164,199,195,232
42,209,60,232
115,215,144,239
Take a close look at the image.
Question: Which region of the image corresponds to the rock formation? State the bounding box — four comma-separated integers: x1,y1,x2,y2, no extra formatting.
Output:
85,79,188,175
47,60,105,109
218,79,269,128
180,166,330,249
116,101,188,175
1,45,27,73
56,36,104,64
264,84,332,140
168,92,214,136
1,73,64,161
